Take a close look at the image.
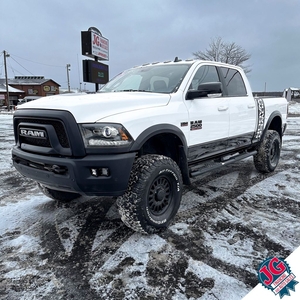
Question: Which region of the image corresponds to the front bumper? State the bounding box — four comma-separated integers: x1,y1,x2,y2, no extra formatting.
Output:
12,146,136,196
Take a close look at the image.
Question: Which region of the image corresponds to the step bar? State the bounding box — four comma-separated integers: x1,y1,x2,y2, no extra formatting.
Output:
189,150,257,177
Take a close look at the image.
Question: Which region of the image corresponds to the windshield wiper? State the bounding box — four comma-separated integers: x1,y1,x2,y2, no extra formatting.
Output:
117,89,148,92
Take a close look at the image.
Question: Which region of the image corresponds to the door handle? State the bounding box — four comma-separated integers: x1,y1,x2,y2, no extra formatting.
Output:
218,106,229,111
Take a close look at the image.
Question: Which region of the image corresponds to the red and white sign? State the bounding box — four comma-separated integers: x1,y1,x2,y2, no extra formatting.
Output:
91,31,109,60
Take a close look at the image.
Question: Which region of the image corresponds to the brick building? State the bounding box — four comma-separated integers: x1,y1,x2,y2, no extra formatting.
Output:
0,84,24,107
0,76,60,107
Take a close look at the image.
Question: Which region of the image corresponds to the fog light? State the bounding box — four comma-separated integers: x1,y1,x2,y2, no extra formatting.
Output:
90,168,110,177
101,168,110,176
91,168,98,176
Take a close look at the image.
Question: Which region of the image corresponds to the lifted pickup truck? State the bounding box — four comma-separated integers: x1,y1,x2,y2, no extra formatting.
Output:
12,59,288,233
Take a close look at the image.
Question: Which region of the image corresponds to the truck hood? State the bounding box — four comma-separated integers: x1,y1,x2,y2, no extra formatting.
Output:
18,92,171,123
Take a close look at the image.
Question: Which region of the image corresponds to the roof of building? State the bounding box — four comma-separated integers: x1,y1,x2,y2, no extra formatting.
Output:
0,76,60,86
283,87,300,91
0,83,25,93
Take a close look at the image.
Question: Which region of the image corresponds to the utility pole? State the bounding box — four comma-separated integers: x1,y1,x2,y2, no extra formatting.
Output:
66,64,71,93
3,50,10,111
264,82,267,96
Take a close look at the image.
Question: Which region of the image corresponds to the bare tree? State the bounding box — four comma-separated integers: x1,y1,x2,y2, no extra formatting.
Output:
193,37,251,73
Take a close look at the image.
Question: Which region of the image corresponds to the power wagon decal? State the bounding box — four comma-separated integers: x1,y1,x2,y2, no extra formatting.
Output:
190,120,202,131
180,120,203,131
254,98,265,139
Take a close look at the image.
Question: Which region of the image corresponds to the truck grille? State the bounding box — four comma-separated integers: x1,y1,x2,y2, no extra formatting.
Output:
13,110,86,158
16,118,70,148
22,136,51,147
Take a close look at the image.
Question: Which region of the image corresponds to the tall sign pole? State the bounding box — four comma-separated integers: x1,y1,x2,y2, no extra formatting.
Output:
3,50,10,111
94,56,99,92
81,27,109,92
66,64,71,92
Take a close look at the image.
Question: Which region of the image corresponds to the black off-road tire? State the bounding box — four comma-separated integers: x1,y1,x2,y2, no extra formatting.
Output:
117,155,183,234
253,130,281,173
38,183,81,202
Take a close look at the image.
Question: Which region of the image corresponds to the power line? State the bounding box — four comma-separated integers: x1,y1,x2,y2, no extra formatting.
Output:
6,58,16,77
10,53,65,68
9,56,34,75
8,66,27,76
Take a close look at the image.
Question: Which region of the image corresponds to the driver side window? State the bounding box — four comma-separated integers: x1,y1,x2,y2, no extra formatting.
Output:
189,65,220,91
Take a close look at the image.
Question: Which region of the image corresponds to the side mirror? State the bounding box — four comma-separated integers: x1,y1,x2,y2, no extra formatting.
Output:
186,82,222,100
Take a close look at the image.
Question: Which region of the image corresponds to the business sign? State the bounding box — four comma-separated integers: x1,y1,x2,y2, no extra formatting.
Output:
83,60,109,84
81,30,109,60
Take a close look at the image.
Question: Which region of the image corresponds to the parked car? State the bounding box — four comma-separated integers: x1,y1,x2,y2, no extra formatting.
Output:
17,96,41,105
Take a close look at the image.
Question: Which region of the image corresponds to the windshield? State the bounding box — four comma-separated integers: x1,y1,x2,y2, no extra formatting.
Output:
100,64,191,93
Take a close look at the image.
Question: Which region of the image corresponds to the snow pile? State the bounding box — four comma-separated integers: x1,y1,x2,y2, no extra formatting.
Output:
289,101,300,115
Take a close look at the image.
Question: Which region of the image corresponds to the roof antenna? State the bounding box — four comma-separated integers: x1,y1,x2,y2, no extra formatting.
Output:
174,56,180,62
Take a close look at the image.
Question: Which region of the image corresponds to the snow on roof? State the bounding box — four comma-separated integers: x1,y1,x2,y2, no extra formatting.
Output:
283,87,300,91
0,83,25,93
0,77,60,86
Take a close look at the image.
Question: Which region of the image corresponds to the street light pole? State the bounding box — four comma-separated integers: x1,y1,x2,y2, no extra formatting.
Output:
3,50,10,111
66,64,71,93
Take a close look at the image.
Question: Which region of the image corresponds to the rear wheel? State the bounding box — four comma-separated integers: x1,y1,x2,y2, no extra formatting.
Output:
117,154,183,234
253,130,281,173
38,183,81,202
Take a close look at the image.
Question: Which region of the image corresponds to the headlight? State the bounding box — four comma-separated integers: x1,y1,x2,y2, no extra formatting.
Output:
79,123,133,147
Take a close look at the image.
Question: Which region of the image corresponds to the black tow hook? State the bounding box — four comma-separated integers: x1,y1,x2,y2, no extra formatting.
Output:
44,164,67,174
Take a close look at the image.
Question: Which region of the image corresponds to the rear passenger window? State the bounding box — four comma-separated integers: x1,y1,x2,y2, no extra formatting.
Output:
220,67,247,96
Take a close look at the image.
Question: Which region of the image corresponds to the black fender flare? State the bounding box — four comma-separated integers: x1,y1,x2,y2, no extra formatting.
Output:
129,124,191,185
130,124,188,152
261,111,283,142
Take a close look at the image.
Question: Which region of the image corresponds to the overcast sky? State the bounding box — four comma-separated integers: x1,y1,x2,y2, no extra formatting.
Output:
1,0,299,92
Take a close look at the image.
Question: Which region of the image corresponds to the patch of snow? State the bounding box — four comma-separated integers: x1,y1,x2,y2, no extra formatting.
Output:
179,191,206,212
90,234,167,295
3,234,44,254
244,171,300,202
92,228,116,252
169,223,191,235
288,102,300,114
202,230,256,272
187,258,249,300
4,268,39,279
205,171,239,190
56,214,87,255
0,194,50,235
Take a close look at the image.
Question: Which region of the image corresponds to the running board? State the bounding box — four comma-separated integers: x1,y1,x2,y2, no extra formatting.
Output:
189,150,257,178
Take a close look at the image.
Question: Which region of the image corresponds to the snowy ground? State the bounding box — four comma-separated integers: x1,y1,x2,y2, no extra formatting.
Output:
0,104,299,299
288,100,300,116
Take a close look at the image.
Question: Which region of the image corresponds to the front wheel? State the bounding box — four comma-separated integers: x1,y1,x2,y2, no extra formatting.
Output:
253,130,281,173
38,183,81,202
117,155,183,234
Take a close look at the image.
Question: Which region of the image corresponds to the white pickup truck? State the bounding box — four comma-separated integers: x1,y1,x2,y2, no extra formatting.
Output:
12,59,288,233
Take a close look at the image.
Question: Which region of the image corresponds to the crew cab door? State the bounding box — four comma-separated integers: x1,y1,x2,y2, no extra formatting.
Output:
219,67,256,149
185,65,229,161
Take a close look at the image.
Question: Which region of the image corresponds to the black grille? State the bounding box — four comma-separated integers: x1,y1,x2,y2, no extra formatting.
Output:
22,136,51,147
16,118,70,148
